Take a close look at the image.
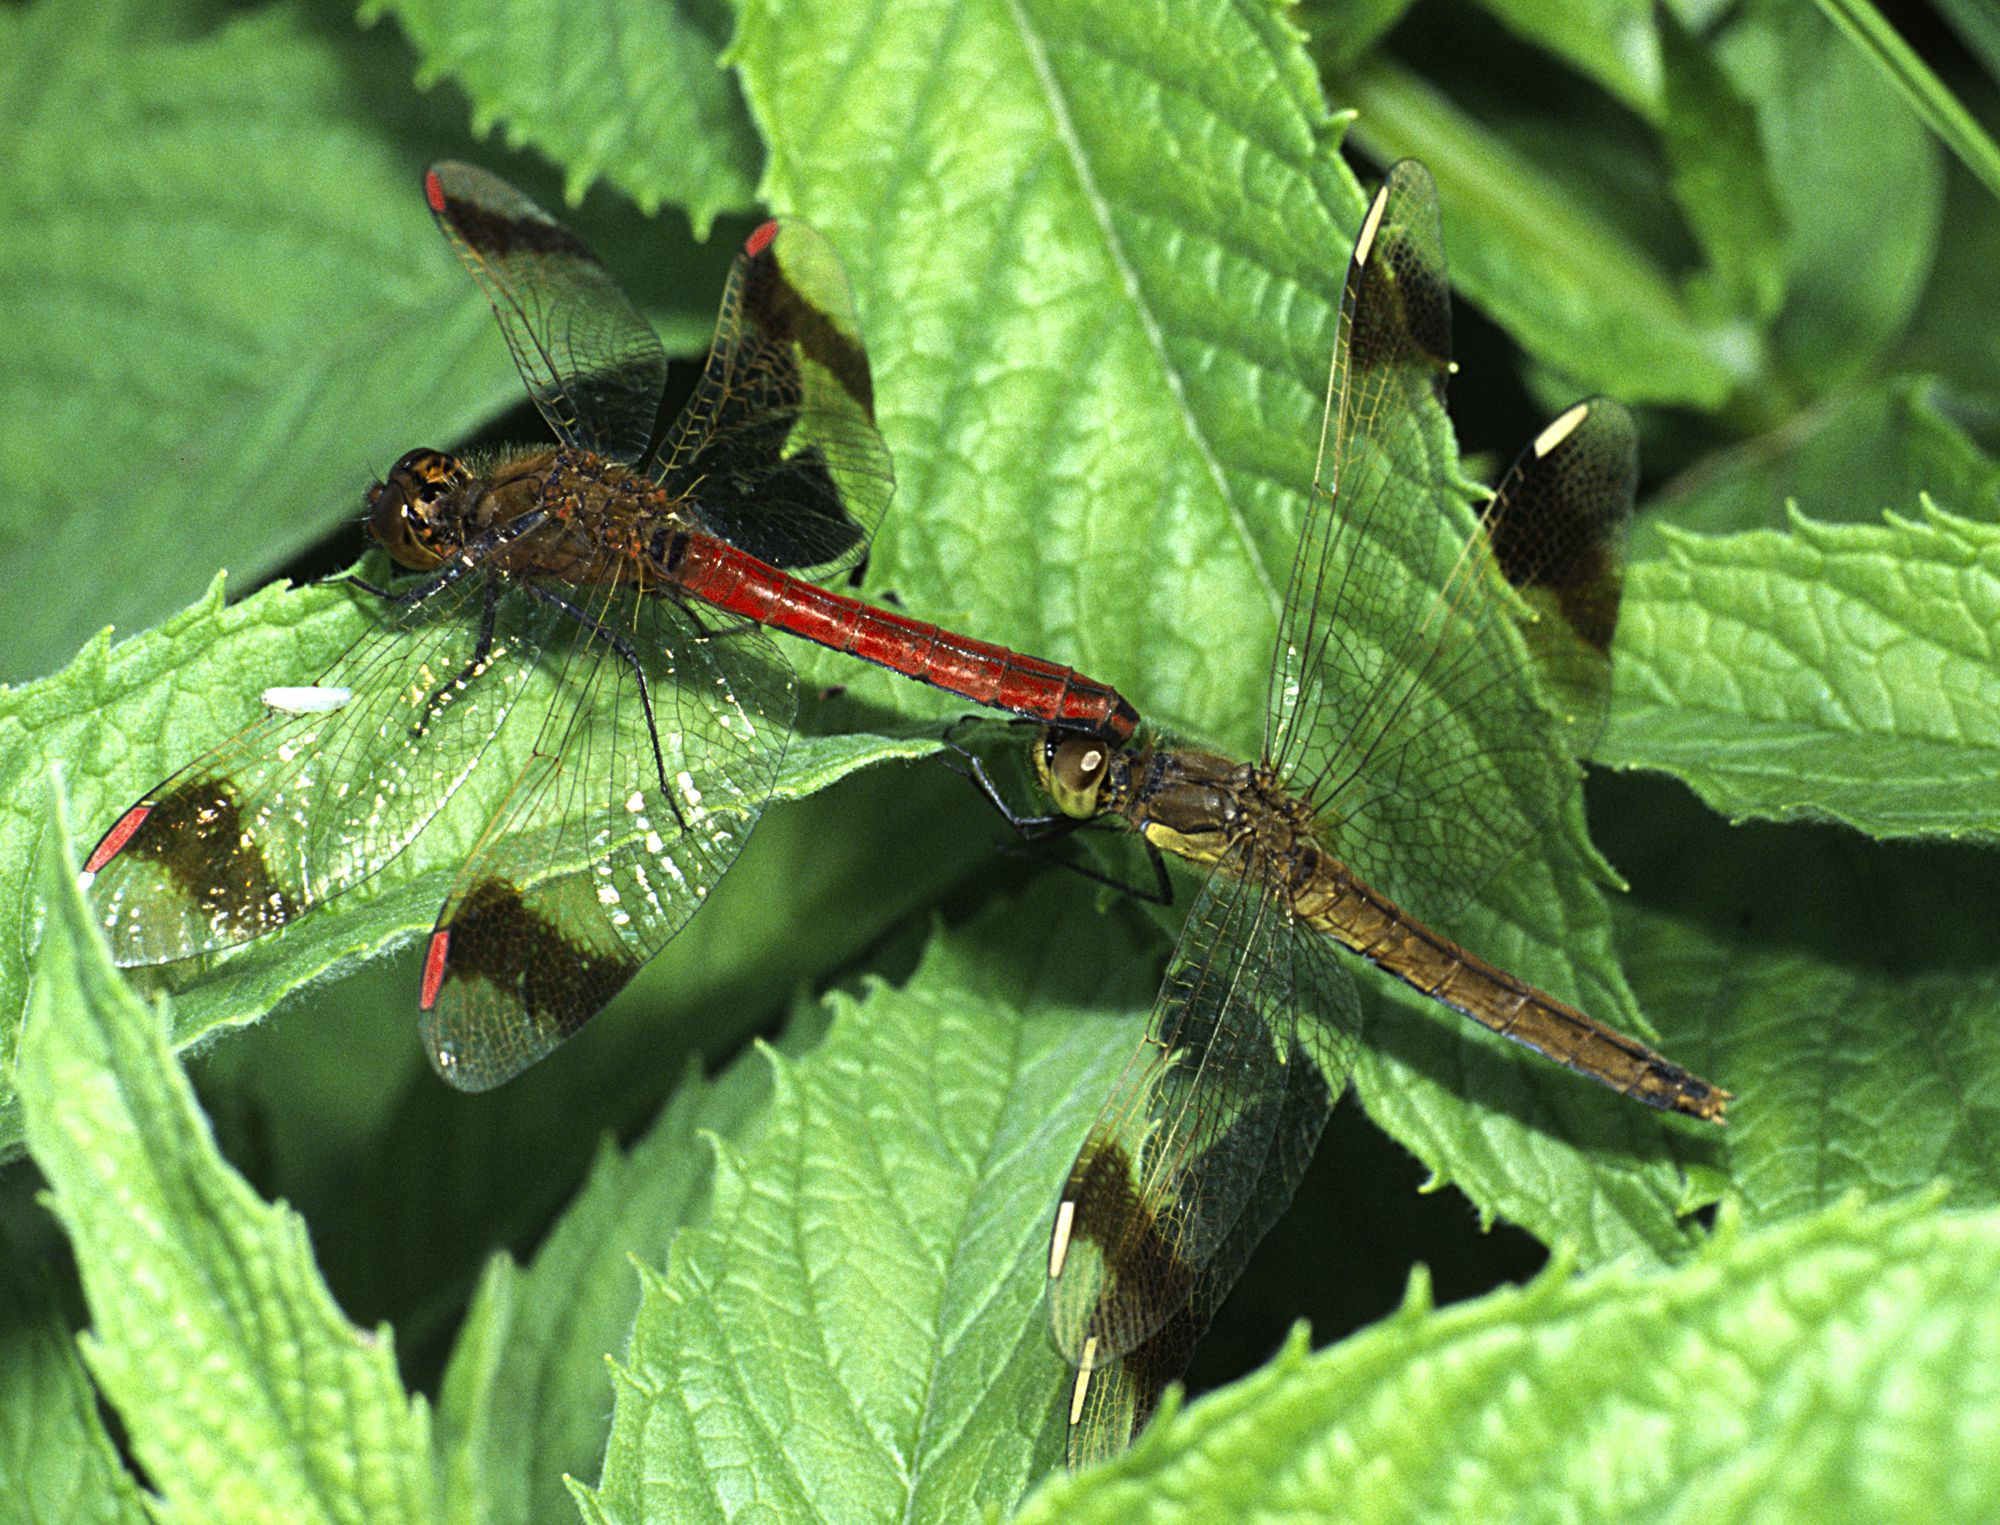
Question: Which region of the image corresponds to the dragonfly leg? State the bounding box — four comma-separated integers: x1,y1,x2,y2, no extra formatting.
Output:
395,578,503,741
939,718,1071,836
939,720,1174,906
521,582,689,833
345,507,552,609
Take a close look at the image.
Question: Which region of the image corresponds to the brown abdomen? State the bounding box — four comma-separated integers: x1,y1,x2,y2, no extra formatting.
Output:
1294,861,1728,1121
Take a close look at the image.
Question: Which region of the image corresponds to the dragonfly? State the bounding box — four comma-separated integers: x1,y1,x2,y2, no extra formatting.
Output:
1005,161,1730,1464
82,161,1134,1092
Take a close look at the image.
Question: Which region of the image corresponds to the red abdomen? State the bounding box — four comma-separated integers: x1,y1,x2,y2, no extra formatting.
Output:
670,535,1137,740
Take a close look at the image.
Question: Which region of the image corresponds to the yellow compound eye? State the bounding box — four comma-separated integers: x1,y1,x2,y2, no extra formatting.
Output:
1035,730,1111,819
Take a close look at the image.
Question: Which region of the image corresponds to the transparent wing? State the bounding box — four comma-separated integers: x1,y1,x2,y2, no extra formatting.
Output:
1055,880,1356,1467
84,575,568,967
1264,161,1633,930
416,586,794,1090
650,219,894,579
1481,398,1636,743
1046,862,1347,1367
425,161,668,461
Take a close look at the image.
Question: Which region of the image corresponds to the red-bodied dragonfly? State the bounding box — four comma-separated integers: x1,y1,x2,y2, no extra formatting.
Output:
990,161,1728,1464
83,161,1133,1091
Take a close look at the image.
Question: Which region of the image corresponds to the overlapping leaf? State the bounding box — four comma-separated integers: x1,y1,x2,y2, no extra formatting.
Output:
0,574,940,1157
1603,505,2000,843
580,887,1155,1521
1013,1195,2000,1523
21,785,436,1525
366,0,760,234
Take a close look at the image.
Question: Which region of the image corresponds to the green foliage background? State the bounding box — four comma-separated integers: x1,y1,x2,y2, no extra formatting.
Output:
4,0,2000,1519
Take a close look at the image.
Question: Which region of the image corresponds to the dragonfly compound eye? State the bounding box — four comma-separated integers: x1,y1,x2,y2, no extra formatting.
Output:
368,449,466,569
1039,732,1112,819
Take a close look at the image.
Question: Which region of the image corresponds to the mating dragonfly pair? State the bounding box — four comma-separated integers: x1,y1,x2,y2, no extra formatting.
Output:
81,159,1726,1467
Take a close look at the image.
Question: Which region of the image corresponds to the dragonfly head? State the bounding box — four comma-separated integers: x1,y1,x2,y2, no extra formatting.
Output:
1034,728,1116,820
368,448,475,570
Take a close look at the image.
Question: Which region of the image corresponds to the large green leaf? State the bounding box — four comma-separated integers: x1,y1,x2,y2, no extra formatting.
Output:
733,0,1363,750
1619,904,2000,1226
364,0,760,234
1603,505,2000,843
579,885,1156,1520
435,1053,775,1525
1597,771,2000,1227
1013,1195,2000,1522
1716,0,1945,397
0,0,733,688
20,779,435,1524
0,0,504,685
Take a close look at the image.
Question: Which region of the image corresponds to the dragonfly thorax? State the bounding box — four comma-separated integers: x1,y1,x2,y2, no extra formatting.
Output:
1126,750,1309,877
369,445,683,583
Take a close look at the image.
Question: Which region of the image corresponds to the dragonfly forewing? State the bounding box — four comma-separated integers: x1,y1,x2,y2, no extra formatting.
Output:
426,162,669,462
85,573,568,967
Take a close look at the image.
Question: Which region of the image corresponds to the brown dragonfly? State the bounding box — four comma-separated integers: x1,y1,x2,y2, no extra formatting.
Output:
1005,161,1728,1464
82,162,1132,1091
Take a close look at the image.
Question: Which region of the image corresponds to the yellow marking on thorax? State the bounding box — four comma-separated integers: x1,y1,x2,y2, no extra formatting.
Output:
1140,821,1230,868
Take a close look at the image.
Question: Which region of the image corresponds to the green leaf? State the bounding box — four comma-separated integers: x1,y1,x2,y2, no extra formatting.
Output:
1336,55,1749,408
1657,8,1788,324
732,0,1366,749
435,1054,775,1525
1602,505,2000,843
0,1244,149,1525
1644,377,2000,539
1899,165,2000,406
20,772,435,1525
0,574,940,1158
1614,894,2000,1229
0,0,734,688
1810,0,2000,207
581,885,1157,1520
365,0,760,235
1013,1194,2000,1522
0,0,507,684
1715,0,1945,396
